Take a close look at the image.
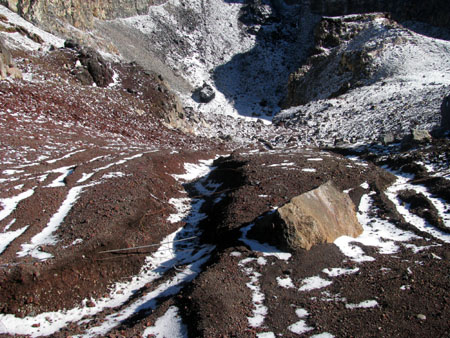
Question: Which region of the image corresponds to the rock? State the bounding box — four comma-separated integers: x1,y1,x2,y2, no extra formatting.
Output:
239,0,277,25
401,129,432,149
198,82,216,103
417,314,427,321
77,47,113,87
1,0,153,31
441,94,450,130
73,68,94,86
7,66,22,79
309,0,450,29
250,181,362,251
0,37,22,80
412,129,432,142
64,39,81,50
381,133,396,145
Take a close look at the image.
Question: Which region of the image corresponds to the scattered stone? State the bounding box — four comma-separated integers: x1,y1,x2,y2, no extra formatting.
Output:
250,181,362,251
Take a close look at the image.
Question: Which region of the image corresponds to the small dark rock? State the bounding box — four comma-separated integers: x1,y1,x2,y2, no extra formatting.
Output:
198,83,216,103
64,39,81,50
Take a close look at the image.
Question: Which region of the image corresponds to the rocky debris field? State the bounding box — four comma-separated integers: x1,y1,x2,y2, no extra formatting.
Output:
0,1,449,337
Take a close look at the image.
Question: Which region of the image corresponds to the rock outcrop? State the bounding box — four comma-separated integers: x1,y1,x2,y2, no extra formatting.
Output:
282,13,394,108
0,0,159,32
65,41,114,87
250,181,363,251
0,37,21,80
308,0,450,29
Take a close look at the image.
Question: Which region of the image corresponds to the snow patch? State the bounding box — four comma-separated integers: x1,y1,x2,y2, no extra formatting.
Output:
345,300,379,309
299,276,332,292
276,276,295,289
0,226,29,254
142,306,187,338
0,189,35,222
322,267,360,277
288,320,314,335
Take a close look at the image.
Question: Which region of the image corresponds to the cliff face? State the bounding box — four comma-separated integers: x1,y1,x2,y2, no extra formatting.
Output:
0,0,159,31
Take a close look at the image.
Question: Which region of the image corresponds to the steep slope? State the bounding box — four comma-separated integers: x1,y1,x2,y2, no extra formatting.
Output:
94,0,317,119
276,13,450,145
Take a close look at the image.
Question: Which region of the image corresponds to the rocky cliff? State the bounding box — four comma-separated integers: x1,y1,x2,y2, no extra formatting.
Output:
0,0,159,32
308,0,450,28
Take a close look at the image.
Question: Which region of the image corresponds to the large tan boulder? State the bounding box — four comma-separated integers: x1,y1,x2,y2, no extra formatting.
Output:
250,181,362,251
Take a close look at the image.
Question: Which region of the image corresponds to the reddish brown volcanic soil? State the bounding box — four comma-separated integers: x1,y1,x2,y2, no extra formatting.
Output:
0,43,449,338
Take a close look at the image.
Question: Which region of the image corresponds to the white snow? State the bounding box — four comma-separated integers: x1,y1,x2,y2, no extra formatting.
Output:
3,219,15,231
385,172,450,242
45,166,74,188
295,308,309,318
0,5,64,51
0,157,217,337
239,261,267,328
302,168,317,172
3,169,24,175
322,267,360,277
307,158,323,161
257,257,268,265
0,189,35,222
345,300,379,309
288,320,314,335
18,184,92,259
0,226,29,254
311,333,335,338
276,276,295,289
288,308,314,335
360,182,370,190
172,160,215,182
335,193,420,262
46,150,86,164
167,198,191,223
142,306,187,338
77,153,144,183
299,276,332,292
257,333,276,338
101,172,126,180
230,251,242,257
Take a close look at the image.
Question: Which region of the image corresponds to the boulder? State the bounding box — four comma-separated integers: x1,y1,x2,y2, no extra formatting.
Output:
441,94,450,130
401,129,432,149
250,181,362,251
198,82,215,103
77,47,113,87
412,129,432,142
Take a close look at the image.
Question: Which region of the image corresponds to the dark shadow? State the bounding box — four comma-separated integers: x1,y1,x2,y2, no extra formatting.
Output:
212,0,320,119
